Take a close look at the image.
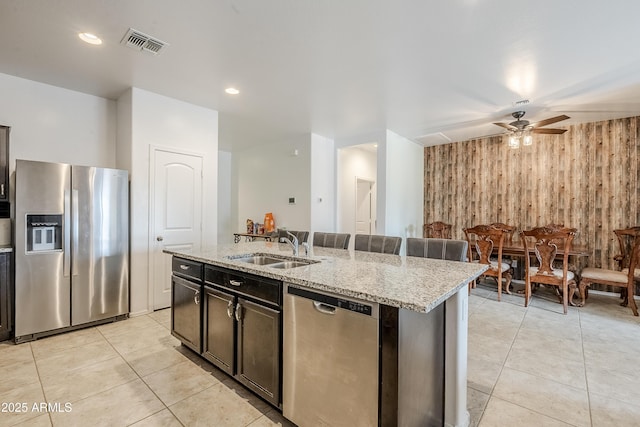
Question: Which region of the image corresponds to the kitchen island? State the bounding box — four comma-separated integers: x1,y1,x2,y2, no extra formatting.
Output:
165,241,487,427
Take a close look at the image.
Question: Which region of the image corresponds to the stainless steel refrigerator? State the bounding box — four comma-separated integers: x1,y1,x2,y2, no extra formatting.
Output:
14,159,129,342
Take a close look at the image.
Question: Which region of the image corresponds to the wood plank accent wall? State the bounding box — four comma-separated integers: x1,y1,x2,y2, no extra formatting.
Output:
424,115,640,271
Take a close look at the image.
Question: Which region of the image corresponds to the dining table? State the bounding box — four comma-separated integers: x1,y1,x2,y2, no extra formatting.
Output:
488,241,590,304
497,242,591,258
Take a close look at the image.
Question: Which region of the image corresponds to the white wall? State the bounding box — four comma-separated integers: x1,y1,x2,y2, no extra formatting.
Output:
337,145,378,244
218,150,233,244
233,136,311,233
382,130,424,253
118,87,218,316
0,72,116,174
310,134,335,233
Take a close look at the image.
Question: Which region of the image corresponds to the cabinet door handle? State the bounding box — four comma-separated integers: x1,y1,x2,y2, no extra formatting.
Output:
180,264,190,270
0,183,4,197
226,300,234,318
194,290,200,305
235,302,242,321
230,279,243,287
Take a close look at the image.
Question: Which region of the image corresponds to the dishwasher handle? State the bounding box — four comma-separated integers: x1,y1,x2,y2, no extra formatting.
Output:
313,301,336,315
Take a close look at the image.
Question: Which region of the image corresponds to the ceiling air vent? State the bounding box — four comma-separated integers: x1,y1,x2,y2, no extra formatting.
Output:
121,28,167,55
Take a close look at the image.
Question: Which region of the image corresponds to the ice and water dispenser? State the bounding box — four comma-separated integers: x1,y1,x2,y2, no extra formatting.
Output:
26,214,63,252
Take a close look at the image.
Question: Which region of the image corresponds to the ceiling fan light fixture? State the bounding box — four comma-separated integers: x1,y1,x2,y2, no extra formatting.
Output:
523,130,533,146
508,135,520,149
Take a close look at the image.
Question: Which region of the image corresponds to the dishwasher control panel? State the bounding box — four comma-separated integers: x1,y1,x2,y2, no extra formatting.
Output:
287,286,373,316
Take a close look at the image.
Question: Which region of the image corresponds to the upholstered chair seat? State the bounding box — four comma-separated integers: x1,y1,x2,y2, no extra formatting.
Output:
582,268,626,283
620,267,640,280
490,260,512,273
530,267,575,281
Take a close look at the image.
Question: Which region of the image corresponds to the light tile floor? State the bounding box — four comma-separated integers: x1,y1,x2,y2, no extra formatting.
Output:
468,281,640,427
1,283,638,426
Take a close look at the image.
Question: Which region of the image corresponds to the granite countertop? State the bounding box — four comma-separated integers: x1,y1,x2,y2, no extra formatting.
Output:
165,241,487,313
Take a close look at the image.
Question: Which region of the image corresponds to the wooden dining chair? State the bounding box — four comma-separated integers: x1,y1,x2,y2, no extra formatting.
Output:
578,227,640,316
312,232,351,249
463,224,512,301
520,226,577,314
488,222,516,269
354,234,402,255
423,221,452,239
489,223,516,245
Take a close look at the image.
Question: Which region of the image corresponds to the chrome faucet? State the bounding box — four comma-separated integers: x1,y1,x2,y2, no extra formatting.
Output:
283,231,299,256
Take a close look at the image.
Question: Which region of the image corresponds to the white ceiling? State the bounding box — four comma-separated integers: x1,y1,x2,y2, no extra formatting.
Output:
2,0,640,152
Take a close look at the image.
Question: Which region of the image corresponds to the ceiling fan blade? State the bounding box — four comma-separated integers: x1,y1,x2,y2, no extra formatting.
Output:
493,122,517,130
530,115,570,128
531,128,567,134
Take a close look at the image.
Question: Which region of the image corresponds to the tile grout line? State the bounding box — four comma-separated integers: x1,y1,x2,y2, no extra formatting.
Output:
28,342,54,426
578,309,594,427
140,309,274,427
96,315,189,427
473,291,586,427
473,291,527,425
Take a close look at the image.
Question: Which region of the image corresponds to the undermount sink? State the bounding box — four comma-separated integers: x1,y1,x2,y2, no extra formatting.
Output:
229,253,319,269
235,255,283,265
269,261,312,269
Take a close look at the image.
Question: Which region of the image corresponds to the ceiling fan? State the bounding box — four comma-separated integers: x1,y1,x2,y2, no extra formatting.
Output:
493,111,570,135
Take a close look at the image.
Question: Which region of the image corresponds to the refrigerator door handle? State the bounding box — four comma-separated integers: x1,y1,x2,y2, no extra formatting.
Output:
64,189,71,277
71,189,79,276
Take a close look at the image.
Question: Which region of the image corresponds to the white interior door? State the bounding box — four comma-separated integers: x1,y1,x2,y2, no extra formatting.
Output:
356,178,375,234
151,148,203,310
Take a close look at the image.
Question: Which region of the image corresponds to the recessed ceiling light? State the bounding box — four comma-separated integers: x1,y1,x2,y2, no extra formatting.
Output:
225,87,240,95
79,32,102,45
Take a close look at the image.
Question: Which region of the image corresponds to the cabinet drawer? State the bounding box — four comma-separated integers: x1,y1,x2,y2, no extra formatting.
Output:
205,266,281,306
172,257,203,282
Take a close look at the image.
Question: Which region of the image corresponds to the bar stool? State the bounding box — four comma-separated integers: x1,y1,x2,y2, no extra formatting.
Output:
354,234,402,255
406,237,468,261
312,232,351,249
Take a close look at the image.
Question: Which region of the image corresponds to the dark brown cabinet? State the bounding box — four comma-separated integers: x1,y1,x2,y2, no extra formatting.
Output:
170,256,283,408
203,265,282,407
0,251,12,341
235,297,280,404
203,286,235,374
0,126,9,202
171,257,203,353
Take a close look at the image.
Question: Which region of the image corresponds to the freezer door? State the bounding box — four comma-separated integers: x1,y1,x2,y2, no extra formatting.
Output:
71,166,129,325
15,160,71,337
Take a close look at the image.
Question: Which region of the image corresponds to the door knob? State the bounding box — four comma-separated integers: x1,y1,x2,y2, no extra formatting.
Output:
156,236,164,241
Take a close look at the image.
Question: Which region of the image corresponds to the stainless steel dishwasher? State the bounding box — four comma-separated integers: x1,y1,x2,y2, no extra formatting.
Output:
283,284,379,427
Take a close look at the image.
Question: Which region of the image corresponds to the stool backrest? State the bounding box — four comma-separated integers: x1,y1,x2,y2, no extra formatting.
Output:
406,237,468,261
312,232,351,249
354,234,402,255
